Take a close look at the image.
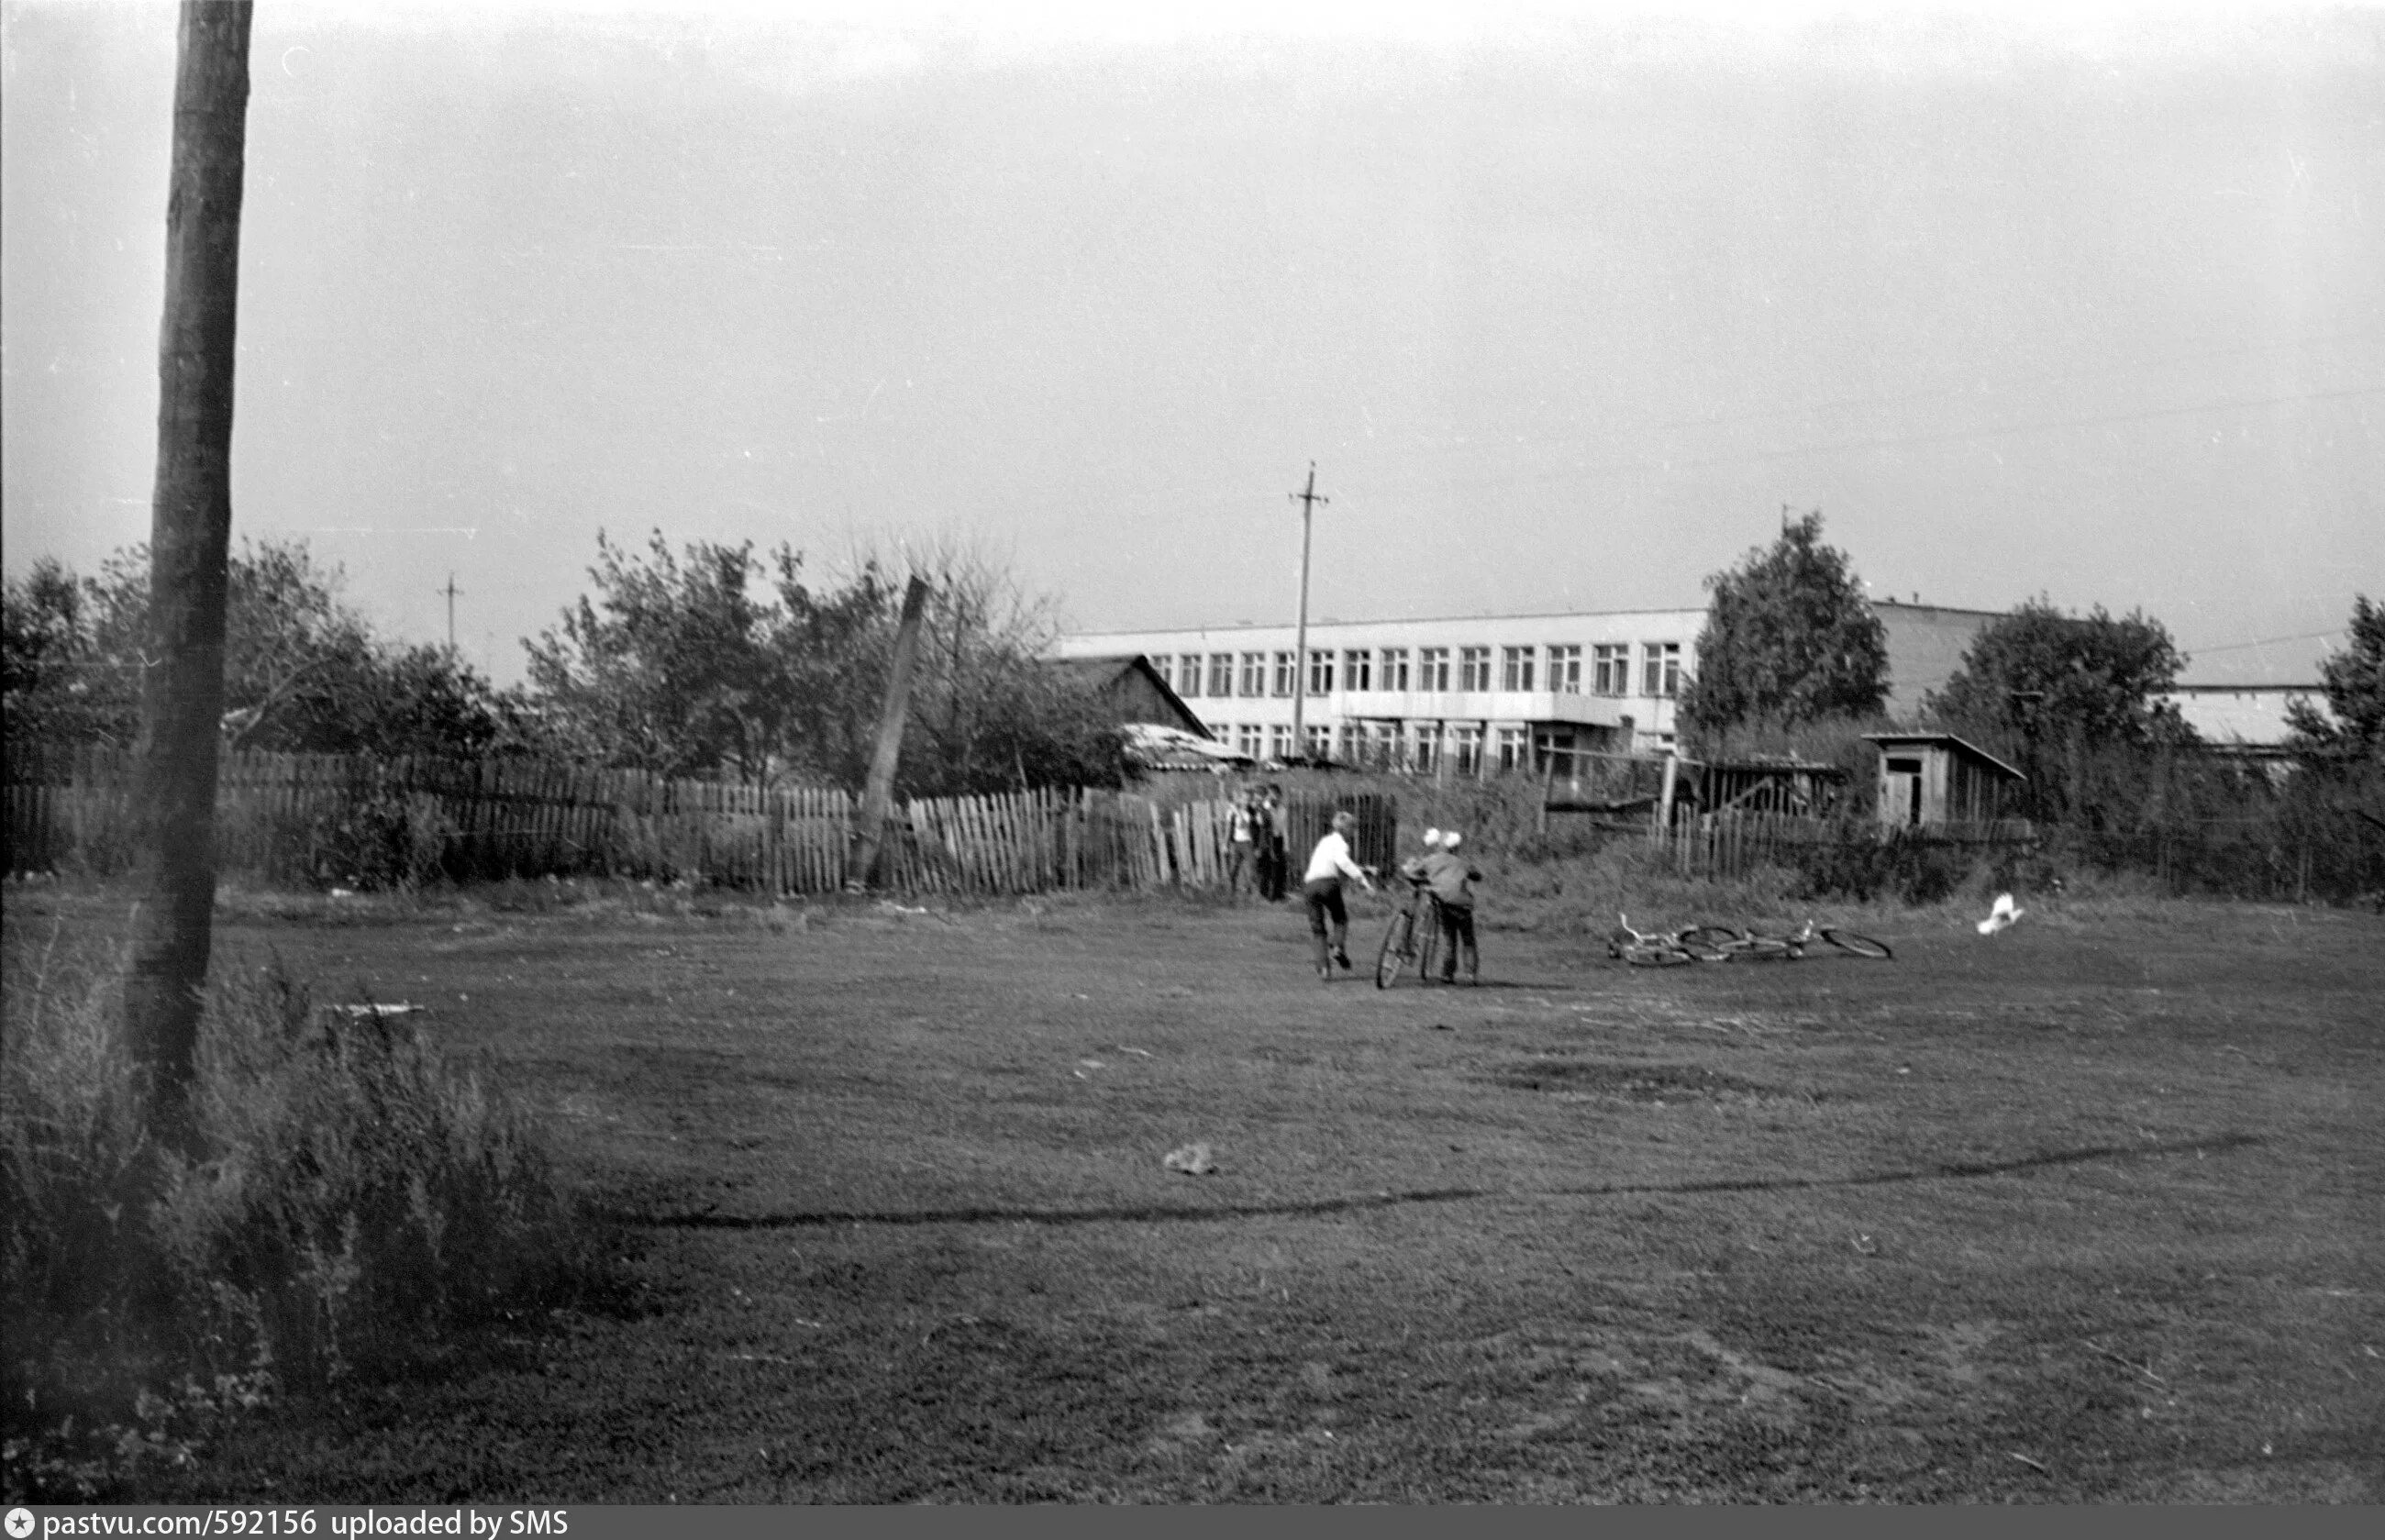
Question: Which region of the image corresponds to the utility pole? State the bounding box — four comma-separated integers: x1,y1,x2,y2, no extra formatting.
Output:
848,574,934,889
441,571,463,654
126,0,253,1150
1289,462,1327,762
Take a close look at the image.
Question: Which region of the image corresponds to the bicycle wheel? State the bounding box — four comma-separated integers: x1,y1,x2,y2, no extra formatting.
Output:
1375,910,1414,989
1821,927,1892,959
1623,943,1693,968
1676,926,1737,962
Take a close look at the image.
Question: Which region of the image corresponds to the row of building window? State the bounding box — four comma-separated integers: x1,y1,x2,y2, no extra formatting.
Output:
1155,642,1682,701
1215,721,1574,775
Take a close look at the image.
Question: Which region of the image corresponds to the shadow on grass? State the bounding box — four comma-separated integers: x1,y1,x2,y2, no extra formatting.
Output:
616,1132,2259,1231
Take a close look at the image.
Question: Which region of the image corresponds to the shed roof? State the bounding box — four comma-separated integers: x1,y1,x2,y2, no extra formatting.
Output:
1861,732,2026,781
1047,654,1209,738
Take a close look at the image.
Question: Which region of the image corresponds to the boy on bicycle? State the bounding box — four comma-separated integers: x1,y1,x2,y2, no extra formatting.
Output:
1417,829,1483,984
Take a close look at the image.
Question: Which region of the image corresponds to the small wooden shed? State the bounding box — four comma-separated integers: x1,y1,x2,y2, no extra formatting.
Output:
1862,733,2025,831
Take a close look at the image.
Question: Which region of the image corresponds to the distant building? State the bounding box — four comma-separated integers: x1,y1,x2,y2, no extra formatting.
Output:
1059,606,1706,770
1058,599,2004,770
1869,599,2005,716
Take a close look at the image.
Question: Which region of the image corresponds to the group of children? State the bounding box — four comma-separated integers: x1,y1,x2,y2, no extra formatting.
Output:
1294,810,1482,985
1225,787,1484,984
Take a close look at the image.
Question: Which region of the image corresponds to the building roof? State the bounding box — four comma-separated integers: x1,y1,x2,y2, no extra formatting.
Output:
1064,595,2004,640
1861,732,2027,781
1048,653,1209,738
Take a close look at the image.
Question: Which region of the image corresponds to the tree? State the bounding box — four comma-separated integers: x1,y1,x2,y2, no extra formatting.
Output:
523,531,785,780
1925,598,2190,823
1677,511,1889,749
128,0,253,1146
1928,599,2189,751
4,537,529,759
2285,595,2385,764
524,531,1126,793
2,559,105,748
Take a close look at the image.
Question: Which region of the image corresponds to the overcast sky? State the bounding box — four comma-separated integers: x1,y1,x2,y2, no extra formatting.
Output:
4,0,2379,687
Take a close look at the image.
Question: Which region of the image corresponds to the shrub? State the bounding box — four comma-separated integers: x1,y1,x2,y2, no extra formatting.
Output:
3,926,596,1500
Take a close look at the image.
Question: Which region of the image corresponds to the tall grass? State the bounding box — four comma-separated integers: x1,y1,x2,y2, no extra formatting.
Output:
3,925,597,1500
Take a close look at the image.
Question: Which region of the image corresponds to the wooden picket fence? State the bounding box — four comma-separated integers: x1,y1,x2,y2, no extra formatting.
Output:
1648,808,2038,881
2,747,1394,899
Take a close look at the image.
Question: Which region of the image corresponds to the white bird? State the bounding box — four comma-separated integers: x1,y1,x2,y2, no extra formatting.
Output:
1977,892,2024,935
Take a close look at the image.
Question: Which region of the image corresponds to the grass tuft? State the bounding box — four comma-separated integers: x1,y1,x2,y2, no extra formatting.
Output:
3,922,600,1501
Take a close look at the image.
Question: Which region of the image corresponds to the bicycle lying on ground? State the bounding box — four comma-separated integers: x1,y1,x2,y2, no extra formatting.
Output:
1607,914,1736,967
1376,870,1448,988
1607,913,1891,966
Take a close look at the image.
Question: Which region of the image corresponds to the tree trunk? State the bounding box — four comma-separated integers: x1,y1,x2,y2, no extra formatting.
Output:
126,0,253,1147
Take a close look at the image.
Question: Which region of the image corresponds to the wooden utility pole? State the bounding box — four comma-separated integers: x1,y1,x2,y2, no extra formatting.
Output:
848,574,934,889
442,572,463,653
1289,463,1327,762
126,0,254,1147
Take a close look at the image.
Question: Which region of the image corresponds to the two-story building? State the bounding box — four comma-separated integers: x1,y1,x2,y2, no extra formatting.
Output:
1057,606,1709,771
1057,599,2004,771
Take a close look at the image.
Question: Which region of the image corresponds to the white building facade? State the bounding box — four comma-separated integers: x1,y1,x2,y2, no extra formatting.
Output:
1057,607,1709,771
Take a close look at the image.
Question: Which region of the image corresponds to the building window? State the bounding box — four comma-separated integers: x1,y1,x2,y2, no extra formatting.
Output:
1150,654,1173,691
1412,724,1438,772
1494,726,1525,772
1303,722,1332,759
1547,645,1581,693
1306,650,1335,695
1208,653,1234,697
1592,643,1628,696
1459,647,1492,692
1343,648,1371,692
1501,646,1536,692
1452,723,1484,776
1380,648,1410,691
1367,722,1396,767
1178,653,1204,697
1417,648,1450,691
1642,642,1681,698
1268,724,1292,760
1337,722,1362,761
1272,650,1296,697
1237,724,1261,758
1239,652,1266,696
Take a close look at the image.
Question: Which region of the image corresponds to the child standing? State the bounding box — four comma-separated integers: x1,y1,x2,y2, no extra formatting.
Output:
1417,829,1483,984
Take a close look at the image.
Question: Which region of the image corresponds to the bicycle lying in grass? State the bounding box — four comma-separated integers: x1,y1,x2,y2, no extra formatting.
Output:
1607,914,1891,966
1607,914,1736,967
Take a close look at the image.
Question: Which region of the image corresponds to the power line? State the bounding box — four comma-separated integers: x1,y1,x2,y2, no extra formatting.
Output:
2185,628,2343,655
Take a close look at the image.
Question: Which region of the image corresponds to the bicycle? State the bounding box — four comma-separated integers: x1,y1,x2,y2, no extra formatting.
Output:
1606,914,1735,967
1694,918,1893,961
1374,870,1443,988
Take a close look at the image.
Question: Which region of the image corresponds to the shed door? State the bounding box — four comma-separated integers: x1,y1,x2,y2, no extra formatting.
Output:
1885,757,1924,826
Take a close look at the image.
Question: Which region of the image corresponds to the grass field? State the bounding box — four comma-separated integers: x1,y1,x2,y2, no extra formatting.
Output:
8,879,2381,1502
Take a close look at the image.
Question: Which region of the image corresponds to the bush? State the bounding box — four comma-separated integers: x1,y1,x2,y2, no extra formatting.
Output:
3,926,596,1500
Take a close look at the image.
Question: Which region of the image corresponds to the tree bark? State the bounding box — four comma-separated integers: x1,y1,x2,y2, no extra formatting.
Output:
126,0,253,1147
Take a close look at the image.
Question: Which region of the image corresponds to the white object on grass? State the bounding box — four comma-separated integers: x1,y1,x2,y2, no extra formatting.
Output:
1163,1142,1217,1176
1977,892,2024,935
